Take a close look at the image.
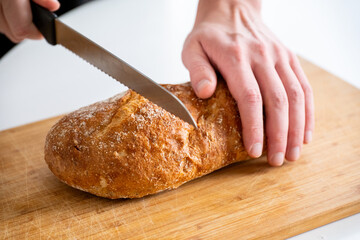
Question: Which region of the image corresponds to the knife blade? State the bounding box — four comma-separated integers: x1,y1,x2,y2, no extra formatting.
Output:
30,2,197,128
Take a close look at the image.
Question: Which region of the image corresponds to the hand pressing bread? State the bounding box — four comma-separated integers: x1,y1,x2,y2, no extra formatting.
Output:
45,81,262,199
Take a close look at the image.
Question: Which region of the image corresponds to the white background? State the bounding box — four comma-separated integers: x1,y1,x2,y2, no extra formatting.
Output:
0,0,359,239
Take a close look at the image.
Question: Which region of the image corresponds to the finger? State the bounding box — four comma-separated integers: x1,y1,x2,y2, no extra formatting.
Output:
182,37,217,99
33,0,60,12
218,62,264,158
195,31,264,158
3,0,42,41
0,1,29,42
254,64,289,166
290,55,315,144
276,62,305,161
0,2,15,42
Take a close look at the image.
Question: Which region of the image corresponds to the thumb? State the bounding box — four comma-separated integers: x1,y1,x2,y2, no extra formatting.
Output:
33,0,60,12
182,39,217,99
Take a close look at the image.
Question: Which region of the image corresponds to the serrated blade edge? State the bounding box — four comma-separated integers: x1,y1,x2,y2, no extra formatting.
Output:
54,19,197,128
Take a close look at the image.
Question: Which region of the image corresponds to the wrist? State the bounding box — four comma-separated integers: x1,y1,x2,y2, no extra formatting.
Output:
195,0,262,25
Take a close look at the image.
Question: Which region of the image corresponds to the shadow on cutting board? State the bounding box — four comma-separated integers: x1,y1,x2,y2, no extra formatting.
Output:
39,156,271,204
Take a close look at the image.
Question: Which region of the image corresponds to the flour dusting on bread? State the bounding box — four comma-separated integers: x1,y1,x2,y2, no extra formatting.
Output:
44,81,254,199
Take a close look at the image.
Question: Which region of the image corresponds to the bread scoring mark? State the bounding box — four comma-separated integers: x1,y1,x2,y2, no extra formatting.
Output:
114,151,126,158
100,176,108,188
44,81,251,199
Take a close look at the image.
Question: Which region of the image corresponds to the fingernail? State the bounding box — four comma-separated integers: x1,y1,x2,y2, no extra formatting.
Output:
288,146,300,161
250,143,262,158
270,152,284,166
196,79,211,94
305,131,312,143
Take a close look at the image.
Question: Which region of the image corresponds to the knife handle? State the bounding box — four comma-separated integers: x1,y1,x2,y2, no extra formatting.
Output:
30,1,57,45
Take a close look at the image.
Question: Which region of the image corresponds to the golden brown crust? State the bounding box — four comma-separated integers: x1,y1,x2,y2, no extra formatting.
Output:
44,81,254,199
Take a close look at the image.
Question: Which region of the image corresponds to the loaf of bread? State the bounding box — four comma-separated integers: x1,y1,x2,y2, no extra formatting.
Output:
45,81,258,199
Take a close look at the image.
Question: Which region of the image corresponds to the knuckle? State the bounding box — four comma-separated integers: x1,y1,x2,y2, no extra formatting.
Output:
249,126,263,137
198,26,218,39
190,63,210,74
253,40,270,59
274,43,290,61
242,124,263,139
288,51,298,63
242,88,262,105
287,87,305,105
272,42,283,55
273,132,287,144
289,128,303,141
226,42,244,62
13,26,30,39
182,37,196,56
270,90,288,109
303,84,313,97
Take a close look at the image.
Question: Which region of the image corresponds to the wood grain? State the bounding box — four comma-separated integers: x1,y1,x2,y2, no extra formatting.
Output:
1,59,360,239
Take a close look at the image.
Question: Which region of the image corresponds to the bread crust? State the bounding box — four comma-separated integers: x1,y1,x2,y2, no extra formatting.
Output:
44,81,254,198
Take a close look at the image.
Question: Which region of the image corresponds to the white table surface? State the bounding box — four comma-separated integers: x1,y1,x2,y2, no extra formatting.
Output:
0,0,359,239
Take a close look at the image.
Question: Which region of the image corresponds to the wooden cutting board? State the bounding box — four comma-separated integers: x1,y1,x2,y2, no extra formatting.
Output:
1,59,360,239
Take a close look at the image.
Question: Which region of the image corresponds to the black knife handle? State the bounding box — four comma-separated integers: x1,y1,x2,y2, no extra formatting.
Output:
30,1,57,45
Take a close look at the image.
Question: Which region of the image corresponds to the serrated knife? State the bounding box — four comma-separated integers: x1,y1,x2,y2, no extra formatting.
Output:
30,2,197,128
